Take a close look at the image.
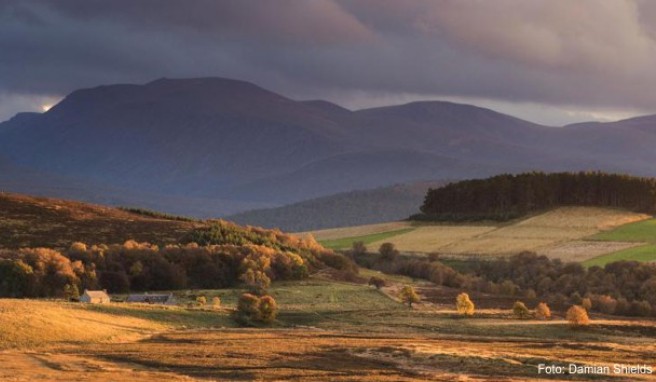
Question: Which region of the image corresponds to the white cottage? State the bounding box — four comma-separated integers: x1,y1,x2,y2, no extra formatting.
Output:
80,289,111,304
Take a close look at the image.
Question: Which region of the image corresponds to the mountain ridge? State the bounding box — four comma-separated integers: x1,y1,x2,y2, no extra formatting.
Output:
3,76,656,219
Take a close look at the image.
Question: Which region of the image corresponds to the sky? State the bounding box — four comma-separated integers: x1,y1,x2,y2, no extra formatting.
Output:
1,0,656,125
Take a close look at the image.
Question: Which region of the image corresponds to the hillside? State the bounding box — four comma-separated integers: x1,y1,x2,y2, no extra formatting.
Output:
310,207,650,262
228,181,445,231
0,192,204,248
5,77,656,217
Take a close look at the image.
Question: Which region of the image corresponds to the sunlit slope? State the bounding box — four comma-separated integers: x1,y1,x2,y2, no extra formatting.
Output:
313,207,649,260
0,300,226,349
0,192,203,248
582,218,656,266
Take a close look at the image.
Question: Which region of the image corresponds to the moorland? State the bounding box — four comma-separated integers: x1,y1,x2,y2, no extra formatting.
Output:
1,173,655,381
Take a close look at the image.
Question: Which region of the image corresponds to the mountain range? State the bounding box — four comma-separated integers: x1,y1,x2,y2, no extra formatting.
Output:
2,77,656,225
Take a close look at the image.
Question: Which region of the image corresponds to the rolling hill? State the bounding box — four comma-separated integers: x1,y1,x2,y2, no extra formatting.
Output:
4,77,656,218
228,181,445,231
0,192,204,248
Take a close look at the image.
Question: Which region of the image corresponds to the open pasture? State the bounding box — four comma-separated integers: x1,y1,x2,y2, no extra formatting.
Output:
364,207,649,259
1,275,655,381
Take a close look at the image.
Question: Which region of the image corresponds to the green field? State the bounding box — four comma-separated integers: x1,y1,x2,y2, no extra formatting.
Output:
318,228,415,250
583,244,656,267
584,218,656,266
591,218,656,243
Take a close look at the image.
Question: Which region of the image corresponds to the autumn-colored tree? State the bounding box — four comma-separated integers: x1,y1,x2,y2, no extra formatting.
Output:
240,268,271,295
212,296,221,309
259,295,278,323
566,305,590,327
368,276,386,289
512,301,531,319
235,293,277,325
236,293,262,325
535,302,551,320
399,285,420,307
456,292,475,316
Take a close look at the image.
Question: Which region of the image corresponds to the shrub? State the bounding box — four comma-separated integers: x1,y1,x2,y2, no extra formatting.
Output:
399,285,420,307
379,243,399,261
236,293,262,325
351,241,367,256
566,305,590,327
211,296,221,309
456,292,475,316
512,301,531,319
535,302,551,320
196,296,207,306
259,295,278,323
235,293,277,325
368,276,386,289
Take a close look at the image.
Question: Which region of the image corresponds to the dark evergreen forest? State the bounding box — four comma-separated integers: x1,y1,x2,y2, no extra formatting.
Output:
416,172,656,221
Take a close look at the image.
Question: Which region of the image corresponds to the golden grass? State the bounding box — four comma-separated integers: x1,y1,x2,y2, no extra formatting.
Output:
0,299,231,350
36,325,656,382
369,225,495,253
0,300,167,349
303,221,413,241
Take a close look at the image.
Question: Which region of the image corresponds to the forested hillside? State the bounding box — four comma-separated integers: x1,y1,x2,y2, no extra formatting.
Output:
229,181,444,231
417,172,656,221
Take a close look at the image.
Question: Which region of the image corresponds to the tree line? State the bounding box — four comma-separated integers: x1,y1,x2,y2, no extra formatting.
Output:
351,243,656,317
0,221,353,298
416,172,656,221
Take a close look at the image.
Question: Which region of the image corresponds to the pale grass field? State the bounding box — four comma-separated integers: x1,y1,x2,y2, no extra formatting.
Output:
0,300,165,349
368,225,496,253
368,207,649,258
301,221,413,241
0,300,229,350
538,240,643,262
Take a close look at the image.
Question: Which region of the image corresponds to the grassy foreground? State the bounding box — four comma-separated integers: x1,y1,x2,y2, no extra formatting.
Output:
2,276,655,381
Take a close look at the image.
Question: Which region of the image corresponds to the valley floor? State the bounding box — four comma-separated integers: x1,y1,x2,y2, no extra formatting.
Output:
2,323,655,381
1,277,655,381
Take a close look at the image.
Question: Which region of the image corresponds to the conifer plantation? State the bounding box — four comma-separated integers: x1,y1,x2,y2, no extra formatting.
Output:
418,172,656,221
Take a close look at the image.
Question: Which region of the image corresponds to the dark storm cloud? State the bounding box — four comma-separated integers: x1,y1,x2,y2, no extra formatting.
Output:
1,0,656,122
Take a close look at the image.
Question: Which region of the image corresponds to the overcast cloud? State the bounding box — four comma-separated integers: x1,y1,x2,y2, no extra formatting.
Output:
1,0,655,125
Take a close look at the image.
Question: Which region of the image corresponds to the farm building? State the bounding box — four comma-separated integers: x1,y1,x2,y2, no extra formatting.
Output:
80,289,111,304
126,292,177,305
